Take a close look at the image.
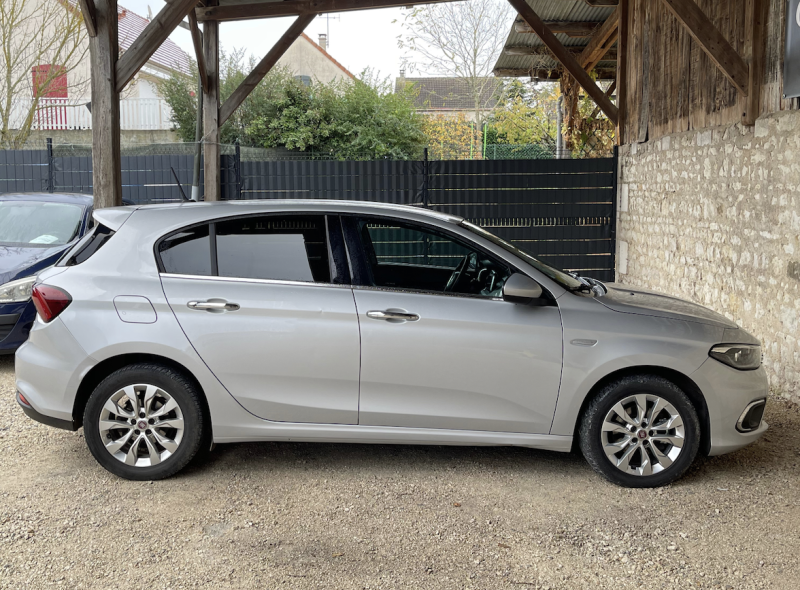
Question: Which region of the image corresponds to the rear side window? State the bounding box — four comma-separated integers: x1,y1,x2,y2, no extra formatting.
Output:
157,214,338,284
59,224,115,266
158,224,212,276
216,215,330,283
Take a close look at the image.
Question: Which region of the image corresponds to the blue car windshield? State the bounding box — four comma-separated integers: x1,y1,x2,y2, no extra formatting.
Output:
0,201,83,247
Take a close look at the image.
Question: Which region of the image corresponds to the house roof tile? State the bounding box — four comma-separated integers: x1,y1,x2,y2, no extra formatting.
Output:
395,77,502,111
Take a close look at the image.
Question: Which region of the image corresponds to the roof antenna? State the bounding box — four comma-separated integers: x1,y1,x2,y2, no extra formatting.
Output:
171,167,192,202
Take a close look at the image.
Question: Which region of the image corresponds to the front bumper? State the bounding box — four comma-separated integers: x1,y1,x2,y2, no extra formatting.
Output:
0,300,36,353
690,357,769,456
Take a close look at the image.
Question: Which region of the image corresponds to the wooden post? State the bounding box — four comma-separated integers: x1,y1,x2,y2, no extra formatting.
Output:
202,15,220,201
616,0,628,144
89,0,122,209
743,0,768,125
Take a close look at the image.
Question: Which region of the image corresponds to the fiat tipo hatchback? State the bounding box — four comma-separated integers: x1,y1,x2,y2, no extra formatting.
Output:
16,201,768,487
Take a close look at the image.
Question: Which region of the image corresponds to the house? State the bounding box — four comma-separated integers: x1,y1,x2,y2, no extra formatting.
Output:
5,1,191,142
394,73,503,122
278,33,354,85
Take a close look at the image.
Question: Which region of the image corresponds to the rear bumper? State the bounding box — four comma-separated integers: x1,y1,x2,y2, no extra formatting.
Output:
16,391,79,431
690,358,769,456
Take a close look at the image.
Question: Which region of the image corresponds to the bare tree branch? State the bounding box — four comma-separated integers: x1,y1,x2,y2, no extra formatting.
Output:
0,0,89,148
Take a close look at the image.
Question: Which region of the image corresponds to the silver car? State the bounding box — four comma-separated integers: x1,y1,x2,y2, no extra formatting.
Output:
15,201,768,487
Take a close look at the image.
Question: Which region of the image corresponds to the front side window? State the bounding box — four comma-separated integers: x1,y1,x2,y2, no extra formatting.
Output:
346,216,511,298
0,201,83,247
158,214,337,284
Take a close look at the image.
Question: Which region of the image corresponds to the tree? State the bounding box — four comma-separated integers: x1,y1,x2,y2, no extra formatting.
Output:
488,80,559,146
160,61,427,160
0,0,88,148
398,0,512,124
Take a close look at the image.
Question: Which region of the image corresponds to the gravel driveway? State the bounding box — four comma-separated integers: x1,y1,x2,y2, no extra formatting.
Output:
1,355,799,590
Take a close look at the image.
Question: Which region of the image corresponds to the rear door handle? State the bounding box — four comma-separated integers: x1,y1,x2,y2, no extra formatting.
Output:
366,310,420,322
187,300,240,312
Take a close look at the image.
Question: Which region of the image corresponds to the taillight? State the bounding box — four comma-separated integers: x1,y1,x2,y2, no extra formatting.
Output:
31,284,72,323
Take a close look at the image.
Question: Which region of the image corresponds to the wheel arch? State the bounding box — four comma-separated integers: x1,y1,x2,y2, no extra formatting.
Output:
72,353,212,438
572,365,711,456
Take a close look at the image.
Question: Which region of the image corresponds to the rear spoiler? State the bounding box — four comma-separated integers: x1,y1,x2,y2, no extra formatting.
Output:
92,206,137,232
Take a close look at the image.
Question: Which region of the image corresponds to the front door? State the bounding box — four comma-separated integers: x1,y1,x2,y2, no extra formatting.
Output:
344,216,563,434
159,214,361,425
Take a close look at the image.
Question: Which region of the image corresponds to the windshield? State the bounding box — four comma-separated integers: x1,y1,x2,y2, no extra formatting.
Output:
460,221,585,290
0,201,84,247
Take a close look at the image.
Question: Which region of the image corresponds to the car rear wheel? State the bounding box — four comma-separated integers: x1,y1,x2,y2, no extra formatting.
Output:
579,375,701,488
83,363,205,480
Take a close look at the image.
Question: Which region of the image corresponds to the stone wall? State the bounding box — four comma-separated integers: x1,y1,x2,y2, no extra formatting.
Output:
617,108,800,402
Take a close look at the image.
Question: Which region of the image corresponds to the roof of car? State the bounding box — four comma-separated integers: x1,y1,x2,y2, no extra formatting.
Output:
122,199,463,223
0,192,93,205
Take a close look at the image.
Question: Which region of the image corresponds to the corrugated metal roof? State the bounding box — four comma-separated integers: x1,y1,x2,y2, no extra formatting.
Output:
493,0,616,78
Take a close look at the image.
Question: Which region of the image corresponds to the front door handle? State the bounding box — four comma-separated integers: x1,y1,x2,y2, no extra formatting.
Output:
366,310,420,322
187,300,240,312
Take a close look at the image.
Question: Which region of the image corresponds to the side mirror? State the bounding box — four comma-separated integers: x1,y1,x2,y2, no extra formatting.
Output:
503,273,544,304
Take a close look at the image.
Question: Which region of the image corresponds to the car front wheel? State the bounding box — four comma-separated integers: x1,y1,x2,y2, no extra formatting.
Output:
579,375,701,488
83,363,206,480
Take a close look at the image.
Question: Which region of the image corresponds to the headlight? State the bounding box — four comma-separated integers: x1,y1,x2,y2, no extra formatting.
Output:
0,276,37,303
709,344,762,370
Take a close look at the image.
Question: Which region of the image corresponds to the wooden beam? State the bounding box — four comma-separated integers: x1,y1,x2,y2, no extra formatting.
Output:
743,0,768,125
89,0,122,208
197,0,459,22
187,9,208,94
504,46,617,60
77,0,97,37
494,67,617,80
514,21,602,37
616,0,628,144
506,0,618,122
202,15,220,201
578,7,619,70
589,80,616,119
584,0,618,6
219,13,314,126
116,0,199,92
660,0,749,95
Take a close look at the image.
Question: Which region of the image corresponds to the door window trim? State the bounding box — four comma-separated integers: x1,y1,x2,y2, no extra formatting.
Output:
340,213,518,301
154,212,351,286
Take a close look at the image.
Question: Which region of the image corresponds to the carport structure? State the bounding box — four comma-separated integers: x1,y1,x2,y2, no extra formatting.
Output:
77,0,771,208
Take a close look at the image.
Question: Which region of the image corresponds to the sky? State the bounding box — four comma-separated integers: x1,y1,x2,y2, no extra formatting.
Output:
119,1,408,81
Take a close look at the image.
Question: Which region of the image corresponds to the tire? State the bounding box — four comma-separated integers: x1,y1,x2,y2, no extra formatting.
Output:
83,363,206,481
578,375,701,488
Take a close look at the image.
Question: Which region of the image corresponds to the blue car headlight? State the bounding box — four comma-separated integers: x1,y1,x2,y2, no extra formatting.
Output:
709,344,762,371
0,276,37,303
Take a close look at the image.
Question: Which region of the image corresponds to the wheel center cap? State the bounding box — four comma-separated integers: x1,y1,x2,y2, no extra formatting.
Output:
637,429,648,439
137,420,148,430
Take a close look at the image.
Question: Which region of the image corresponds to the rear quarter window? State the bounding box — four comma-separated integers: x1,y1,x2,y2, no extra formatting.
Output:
57,224,115,266
158,224,213,276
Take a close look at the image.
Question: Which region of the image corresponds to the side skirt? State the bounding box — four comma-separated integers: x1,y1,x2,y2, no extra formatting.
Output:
213,422,573,452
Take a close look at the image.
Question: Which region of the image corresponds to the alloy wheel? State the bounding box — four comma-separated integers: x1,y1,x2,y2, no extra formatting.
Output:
601,394,685,477
98,384,185,467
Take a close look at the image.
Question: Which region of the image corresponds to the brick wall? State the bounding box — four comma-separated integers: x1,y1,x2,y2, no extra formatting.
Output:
617,109,800,402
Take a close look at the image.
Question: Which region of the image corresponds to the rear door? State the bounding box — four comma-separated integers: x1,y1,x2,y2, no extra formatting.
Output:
159,213,361,424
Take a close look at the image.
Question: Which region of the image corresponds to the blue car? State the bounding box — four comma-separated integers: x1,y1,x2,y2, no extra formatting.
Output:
0,193,95,353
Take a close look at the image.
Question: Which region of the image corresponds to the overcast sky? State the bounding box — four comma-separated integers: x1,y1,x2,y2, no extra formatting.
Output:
120,1,407,81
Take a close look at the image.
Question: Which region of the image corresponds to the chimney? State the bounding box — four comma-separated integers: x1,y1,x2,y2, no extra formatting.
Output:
318,34,327,52
399,68,406,79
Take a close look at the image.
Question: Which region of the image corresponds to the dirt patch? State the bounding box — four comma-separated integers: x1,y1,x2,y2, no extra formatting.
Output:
1,355,798,589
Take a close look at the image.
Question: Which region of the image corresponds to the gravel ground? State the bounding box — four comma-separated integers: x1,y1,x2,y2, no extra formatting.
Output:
1,356,799,590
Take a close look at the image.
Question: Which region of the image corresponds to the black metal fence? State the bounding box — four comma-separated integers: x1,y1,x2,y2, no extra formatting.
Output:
0,145,616,281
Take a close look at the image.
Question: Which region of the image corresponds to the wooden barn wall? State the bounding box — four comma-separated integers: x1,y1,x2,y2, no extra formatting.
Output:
623,0,799,143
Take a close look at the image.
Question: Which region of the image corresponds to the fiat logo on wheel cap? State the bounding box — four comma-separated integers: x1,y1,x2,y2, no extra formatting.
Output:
637,430,647,439
137,420,147,430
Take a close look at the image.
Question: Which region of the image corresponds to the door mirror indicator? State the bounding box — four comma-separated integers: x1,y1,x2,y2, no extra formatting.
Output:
503,273,544,304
